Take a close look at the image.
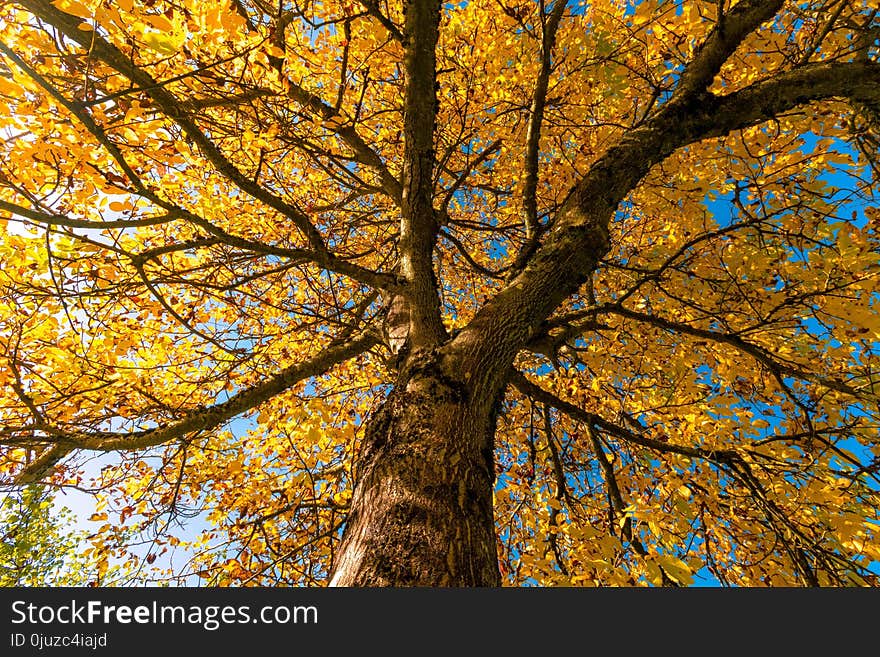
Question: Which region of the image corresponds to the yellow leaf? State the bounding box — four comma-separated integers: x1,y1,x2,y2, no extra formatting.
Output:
142,30,182,56
220,8,246,30
144,14,175,32
656,555,694,586
0,77,20,96
51,0,93,20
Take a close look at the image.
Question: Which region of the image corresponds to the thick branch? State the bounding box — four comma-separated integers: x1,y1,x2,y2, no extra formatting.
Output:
398,0,446,348
12,328,380,484
448,60,880,399
2,9,398,292
673,0,785,98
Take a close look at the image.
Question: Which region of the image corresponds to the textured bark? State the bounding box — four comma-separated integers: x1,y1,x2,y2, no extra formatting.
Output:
398,0,447,348
329,356,500,586
14,0,880,587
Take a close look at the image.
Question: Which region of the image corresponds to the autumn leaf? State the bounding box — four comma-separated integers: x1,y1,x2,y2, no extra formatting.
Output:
0,0,878,588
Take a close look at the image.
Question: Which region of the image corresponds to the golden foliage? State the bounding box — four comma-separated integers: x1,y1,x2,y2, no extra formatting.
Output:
0,0,878,586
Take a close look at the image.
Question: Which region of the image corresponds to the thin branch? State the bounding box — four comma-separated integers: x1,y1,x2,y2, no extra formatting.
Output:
356,0,404,43
521,0,567,240
17,0,325,250
440,138,503,213
282,79,402,204
604,304,872,399
796,0,848,66
0,199,177,229
509,370,738,464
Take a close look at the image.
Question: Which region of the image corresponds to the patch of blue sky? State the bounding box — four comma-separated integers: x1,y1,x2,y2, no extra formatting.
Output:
699,132,880,573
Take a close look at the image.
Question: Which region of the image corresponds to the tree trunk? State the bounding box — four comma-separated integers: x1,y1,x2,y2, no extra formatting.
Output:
329,359,501,586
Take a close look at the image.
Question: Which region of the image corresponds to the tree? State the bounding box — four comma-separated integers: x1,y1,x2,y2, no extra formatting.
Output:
0,0,878,587
0,485,92,585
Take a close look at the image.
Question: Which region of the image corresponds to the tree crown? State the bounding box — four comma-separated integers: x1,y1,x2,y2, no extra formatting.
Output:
0,0,878,586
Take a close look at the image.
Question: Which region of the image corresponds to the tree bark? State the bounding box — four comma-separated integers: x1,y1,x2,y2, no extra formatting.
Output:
15,0,880,587
329,356,500,586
